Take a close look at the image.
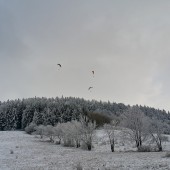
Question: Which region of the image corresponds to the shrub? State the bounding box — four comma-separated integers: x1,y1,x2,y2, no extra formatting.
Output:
138,145,152,152
80,142,94,150
164,152,170,158
44,125,55,142
33,125,45,138
63,139,75,147
25,122,37,134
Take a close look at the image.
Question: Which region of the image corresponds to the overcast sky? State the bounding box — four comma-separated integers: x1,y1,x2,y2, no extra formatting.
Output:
1,0,170,111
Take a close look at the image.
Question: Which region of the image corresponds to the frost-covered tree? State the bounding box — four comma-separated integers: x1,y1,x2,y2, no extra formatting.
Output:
53,123,63,144
103,120,118,152
42,107,57,126
121,106,149,150
25,122,37,134
22,106,35,129
60,122,76,147
34,125,45,139
32,110,44,125
79,115,96,151
148,119,166,151
0,109,6,130
44,125,55,142
71,120,82,148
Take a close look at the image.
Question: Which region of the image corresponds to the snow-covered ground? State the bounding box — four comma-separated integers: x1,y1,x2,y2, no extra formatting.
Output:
0,130,170,170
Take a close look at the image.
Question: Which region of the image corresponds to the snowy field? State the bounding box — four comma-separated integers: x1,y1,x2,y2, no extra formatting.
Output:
0,130,170,170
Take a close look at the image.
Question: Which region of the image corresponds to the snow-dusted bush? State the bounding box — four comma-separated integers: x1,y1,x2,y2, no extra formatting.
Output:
25,122,37,134
137,145,152,152
71,120,82,148
33,125,45,139
165,152,170,158
54,120,82,147
60,122,75,147
53,123,63,144
43,125,55,142
54,115,96,150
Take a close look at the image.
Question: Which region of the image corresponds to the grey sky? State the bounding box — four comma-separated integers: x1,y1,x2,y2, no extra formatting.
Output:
1,0,170,111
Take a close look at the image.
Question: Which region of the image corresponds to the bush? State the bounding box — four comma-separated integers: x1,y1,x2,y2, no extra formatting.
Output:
44,125,55,142
164,152,170,158
138,145,152,152
33,125,45,138
54,141,61,145
25,122,37,134
63,139,75,147
80,142,94,151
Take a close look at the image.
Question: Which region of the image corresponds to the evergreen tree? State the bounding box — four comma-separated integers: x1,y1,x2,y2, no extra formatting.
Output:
22,106,35,129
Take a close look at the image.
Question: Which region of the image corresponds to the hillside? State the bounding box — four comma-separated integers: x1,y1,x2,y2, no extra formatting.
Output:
0,97,170,132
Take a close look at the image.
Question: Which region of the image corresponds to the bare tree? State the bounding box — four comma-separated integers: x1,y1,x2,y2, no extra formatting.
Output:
103,120,118,152
121,106,149,151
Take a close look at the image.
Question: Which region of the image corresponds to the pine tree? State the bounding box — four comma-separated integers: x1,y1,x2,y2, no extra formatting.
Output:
32,110,44,125
22,106,35,129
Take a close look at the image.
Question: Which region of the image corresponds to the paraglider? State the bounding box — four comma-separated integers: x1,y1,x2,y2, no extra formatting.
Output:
57,64,62,67
57,64,62,70
92,70,94,77
88,87,93,91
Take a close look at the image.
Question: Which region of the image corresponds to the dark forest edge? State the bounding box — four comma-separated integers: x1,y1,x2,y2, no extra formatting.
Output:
0,96,170,133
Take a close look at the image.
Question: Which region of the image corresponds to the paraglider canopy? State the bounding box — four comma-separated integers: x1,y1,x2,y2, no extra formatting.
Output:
92,71,94,75
88,87,93,90
57,64,61,67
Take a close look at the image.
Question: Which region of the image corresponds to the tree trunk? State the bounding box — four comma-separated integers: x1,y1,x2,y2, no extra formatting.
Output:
50,136,54,143
111,143,114,152
76,140,80,148
139,138,142,147
58,139,61,144
87,144,91,151
136,138,142,150
158,142,162,151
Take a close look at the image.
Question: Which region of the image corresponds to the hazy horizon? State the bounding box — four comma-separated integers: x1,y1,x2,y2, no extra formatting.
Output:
1,0,170,112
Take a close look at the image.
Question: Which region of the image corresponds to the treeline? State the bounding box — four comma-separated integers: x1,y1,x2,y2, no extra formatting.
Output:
0,96,170,132
26,106,169,153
